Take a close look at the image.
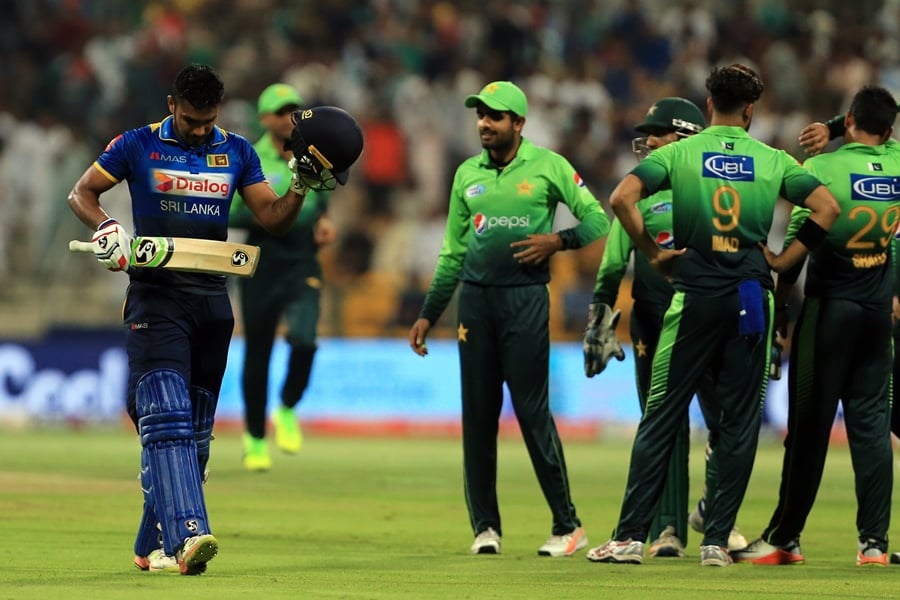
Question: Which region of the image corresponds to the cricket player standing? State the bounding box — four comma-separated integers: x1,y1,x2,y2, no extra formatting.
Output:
230,83,337,471
408,80,609,557
67,64,361,574
587,64,839,567
734,86,899,567
585,97,746,557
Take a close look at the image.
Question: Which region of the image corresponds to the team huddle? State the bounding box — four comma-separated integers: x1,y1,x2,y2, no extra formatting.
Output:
68,60,899,574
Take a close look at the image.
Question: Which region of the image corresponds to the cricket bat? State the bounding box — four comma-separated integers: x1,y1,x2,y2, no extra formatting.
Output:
69,236,260,277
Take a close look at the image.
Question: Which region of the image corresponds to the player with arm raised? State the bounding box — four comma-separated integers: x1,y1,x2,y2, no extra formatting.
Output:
587,64,839,567
66,64,356,575
735,86,900,567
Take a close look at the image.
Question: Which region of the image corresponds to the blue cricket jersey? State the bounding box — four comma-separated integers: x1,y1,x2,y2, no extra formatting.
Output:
94,115,266,292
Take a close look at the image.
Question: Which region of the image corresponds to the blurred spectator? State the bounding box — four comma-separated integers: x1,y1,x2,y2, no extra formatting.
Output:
0,0,894,339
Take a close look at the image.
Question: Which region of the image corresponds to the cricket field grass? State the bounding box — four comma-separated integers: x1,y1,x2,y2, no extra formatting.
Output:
1,426,897,599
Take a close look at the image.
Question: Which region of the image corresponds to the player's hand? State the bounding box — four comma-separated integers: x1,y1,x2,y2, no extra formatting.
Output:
647,247,685,278
409,318,431,357
510,233,563,266
91,218,132,272
892,295,900,324
798,122,829,156
758,242,791,274
583,302,625,377
288,157,311,196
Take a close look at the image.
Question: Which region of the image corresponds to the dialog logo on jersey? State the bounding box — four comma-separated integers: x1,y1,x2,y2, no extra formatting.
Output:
473,213,530,235
702,153,755,182
152,169,233,198
850,173,900,201
655,230,675,249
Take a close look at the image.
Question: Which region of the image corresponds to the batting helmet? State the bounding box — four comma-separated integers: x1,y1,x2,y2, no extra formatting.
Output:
285,106,364,188
635,97,705,136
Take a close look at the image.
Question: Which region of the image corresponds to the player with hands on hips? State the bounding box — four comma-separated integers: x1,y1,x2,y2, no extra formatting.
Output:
409,80,610,557
586,97,746,558
587,64,839,568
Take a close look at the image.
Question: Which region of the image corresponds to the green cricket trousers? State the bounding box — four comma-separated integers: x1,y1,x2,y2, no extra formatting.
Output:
457,282,581,537
762,296,892,550
615,289,771,548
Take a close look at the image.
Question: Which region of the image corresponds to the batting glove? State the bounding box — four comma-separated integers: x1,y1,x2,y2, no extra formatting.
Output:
583,302,625,377
91,218,132,272
288,157,311,196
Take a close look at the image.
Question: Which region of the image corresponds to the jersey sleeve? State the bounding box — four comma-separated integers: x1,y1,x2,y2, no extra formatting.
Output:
551,154,610,245
94,131,135,183
420,170,470,324
630,147,672,196
593,218,631,305
778,151,823,207
237,136,267,189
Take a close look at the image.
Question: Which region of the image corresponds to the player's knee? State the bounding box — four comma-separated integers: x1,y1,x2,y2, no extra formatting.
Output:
136,369,193,445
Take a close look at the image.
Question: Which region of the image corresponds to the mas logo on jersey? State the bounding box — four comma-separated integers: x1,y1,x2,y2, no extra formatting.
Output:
152,169,233,198
850,173,900,201
702,153,755,182
473,212,530,235
466,184,486,198
655,230,675,249
650,201,671,214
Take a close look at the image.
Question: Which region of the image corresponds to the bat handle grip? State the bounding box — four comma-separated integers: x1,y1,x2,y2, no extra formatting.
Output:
68,240,94,253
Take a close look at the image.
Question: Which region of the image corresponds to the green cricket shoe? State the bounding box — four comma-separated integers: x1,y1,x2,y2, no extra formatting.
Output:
242,433,272,471
273,406,302,453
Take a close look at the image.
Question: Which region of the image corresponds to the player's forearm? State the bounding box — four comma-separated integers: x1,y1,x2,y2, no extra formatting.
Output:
68,186,111,230
256,190,305,235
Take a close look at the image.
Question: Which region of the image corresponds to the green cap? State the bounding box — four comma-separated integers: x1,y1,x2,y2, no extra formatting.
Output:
635,97,705,135
464,81,528,117
257,83,303,115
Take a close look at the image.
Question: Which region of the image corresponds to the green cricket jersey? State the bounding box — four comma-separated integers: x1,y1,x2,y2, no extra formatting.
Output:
632,125,822,294
593,191,675,313
229,133,328,271
421,138,609,323
782,140,900,310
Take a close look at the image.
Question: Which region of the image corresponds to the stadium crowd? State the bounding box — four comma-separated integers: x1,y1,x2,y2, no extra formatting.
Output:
0,0,896,338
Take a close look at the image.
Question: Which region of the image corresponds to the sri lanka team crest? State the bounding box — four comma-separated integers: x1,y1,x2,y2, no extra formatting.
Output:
656,231,675,249
474,213,488,234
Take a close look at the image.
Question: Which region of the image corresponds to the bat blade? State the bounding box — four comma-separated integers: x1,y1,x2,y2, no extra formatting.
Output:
69,236,260,277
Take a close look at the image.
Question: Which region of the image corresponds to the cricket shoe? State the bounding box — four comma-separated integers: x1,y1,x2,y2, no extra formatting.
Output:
648,526,685,557
242,433,272,471
470,527,501,554
538,527,588,557
133,549,179,572
177,534,218,575
857,539,887,567
731,537,804,565
585,539,644,564
700,545,732,567
688,498,706,533
688,499,748,551
728,527,748,551
273,406,302,453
